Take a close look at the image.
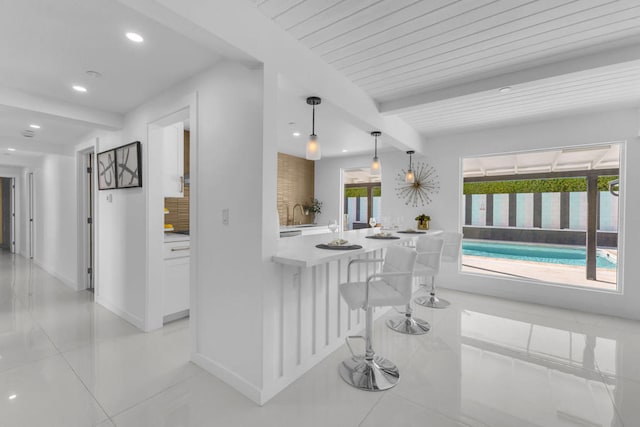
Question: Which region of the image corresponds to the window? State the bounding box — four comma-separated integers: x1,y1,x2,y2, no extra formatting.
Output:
462,144,621,290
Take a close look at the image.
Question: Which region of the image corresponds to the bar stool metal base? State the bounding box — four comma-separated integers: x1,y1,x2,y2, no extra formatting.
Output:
415,294,450,309
386,315,430,335
339,355,400,391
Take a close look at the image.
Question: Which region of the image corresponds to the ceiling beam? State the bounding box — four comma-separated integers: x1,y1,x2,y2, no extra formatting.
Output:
118,0,425,153
0,138,74,157
0,86,123,130
380,41,640,114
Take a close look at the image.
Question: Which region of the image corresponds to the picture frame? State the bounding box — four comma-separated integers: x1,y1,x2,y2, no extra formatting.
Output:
97,149,117,190
115,141,142,189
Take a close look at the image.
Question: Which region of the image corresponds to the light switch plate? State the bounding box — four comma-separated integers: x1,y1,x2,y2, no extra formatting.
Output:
222,208,229,225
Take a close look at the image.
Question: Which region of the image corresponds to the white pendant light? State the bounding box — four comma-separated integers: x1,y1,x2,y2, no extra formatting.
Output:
370,131,381,176
405,150,415,183
306,96,321,160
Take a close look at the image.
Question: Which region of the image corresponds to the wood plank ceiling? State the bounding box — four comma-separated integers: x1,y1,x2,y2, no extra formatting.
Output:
250,0,640,135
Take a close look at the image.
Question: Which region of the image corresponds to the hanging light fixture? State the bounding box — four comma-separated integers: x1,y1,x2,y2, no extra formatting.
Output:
405,150,415,183
306,96,322,160
370,131,381,176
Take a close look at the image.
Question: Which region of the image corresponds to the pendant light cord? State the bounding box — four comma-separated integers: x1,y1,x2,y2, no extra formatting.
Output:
311,104,316,135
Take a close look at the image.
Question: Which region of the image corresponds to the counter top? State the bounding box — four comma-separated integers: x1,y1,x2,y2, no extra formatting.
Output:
272,228,442,268
279,224,327,232
164,232,190,243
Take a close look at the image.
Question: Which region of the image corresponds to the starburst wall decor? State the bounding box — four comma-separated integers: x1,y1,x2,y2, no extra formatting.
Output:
395,161,440,207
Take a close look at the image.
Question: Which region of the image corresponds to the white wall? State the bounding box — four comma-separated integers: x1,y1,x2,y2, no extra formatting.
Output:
315,109,640,321
32,155,78,288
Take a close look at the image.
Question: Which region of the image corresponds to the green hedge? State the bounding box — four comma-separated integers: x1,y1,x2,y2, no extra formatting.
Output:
463,176,618,195
345,186,382,197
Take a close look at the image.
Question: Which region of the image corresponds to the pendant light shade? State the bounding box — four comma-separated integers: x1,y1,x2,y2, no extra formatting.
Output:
306,96,321,160
405,150,415,183
370,131,381,176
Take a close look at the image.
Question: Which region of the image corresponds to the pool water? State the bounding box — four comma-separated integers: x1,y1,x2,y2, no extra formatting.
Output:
462,240,617,269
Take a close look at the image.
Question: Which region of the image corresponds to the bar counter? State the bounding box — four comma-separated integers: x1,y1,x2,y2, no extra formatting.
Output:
264,228,441,402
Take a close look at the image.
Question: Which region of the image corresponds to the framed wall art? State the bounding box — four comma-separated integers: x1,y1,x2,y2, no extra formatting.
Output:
97,149,117,190
116,141,142,188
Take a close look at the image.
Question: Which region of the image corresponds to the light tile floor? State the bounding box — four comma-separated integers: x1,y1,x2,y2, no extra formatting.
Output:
1,250,639,426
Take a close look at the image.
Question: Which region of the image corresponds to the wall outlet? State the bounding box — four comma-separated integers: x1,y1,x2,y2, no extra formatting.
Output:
222,208,229,225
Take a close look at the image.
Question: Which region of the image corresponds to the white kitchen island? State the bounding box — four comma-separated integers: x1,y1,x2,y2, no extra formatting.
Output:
266,228,440,401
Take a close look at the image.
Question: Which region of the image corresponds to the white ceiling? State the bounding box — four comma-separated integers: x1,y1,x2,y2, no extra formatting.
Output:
0,106,96,146
2,1,640,167
276,82,390,158
0,0,220,114
252,0,640,136
0,0,222,164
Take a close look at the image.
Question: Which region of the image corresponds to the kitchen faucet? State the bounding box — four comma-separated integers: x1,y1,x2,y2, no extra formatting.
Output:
292,204,304,225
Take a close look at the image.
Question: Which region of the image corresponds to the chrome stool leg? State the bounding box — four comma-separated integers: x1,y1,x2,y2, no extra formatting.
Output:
339,306,399,391
386,303,430,335
414,277,450,309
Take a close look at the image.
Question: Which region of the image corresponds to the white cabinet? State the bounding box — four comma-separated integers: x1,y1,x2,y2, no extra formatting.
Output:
162,122,184,198
163,239,190,321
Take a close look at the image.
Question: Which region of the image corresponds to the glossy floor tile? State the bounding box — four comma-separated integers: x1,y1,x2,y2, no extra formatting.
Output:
2,251,640,426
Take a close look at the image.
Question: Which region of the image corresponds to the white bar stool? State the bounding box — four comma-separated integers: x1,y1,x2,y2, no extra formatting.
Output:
386,235,443,335
338,245,417,391
415,231,462,309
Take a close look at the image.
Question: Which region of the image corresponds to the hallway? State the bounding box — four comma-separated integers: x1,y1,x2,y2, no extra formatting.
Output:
1,250,639,426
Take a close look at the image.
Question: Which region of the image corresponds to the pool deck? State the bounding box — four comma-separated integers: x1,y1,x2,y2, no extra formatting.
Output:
462,255,617,290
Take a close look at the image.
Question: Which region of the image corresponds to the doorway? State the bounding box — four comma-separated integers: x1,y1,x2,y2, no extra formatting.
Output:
78,148,96,291
343,168,381,230
0,177,15,253
146,100,197,332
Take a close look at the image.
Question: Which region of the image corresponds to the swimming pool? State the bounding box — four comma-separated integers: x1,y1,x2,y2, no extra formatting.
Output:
462,240,617,269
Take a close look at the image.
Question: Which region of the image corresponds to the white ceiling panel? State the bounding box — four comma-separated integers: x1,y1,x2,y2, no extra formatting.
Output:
253,0,640,137
394,60,640,135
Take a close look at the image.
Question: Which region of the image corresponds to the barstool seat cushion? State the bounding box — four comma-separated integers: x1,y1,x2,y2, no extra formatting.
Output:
340,280,406,310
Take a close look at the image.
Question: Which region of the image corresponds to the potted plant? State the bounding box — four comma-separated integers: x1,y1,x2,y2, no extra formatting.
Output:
303,198,322,224
415,214,431,230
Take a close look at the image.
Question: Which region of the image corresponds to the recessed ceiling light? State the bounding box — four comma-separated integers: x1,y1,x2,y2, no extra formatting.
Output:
292,132,301,137
498,86,512,94
8,394,16,400
7,148,16,152
126,32,144,43
342,149,348,153
72,85,87,93
29,124,40,129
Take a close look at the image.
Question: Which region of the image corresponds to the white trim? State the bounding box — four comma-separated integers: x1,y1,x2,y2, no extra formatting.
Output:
95,295,145,330
76,144,96,292
191,352,264,405
32,259,77,290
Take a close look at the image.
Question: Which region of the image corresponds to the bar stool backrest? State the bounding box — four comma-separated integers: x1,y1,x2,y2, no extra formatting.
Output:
415,236,444,276
382,245,417,301
441,232,463,263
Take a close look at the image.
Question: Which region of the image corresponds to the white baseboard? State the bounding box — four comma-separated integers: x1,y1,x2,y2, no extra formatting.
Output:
32,259,77,290
191,352,264,405
95,295,145,330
